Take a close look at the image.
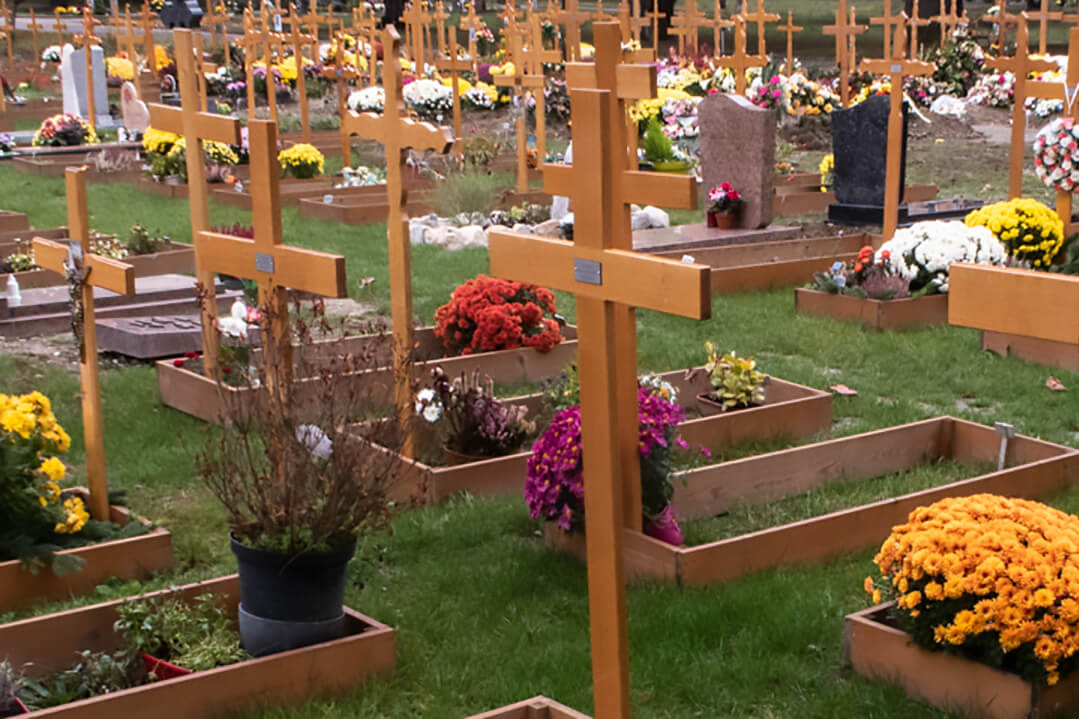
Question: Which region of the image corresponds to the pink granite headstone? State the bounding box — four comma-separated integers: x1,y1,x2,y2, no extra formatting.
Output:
699,93,775,229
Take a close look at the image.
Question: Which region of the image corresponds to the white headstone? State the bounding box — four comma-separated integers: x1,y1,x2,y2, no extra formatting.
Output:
120,82,150,133
550,141,573,221
61,45,110,126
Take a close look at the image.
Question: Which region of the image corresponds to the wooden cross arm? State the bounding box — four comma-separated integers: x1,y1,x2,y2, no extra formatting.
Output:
986,55,1057,74
488,231,711,319
494,74,546,89
1028,79,1075,102
565,61,657,99
342,110,454,152
195,232,349,298
860,58,935,75
542,163,697,210
31,237,135,295
147,103,242,145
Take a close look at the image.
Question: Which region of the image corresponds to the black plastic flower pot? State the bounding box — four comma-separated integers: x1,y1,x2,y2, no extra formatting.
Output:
230,533,355,656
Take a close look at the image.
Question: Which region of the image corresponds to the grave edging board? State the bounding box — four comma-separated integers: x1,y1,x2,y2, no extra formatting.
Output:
794,288,950,330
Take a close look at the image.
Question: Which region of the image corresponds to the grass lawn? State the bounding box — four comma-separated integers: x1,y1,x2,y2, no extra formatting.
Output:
1,150,1078,718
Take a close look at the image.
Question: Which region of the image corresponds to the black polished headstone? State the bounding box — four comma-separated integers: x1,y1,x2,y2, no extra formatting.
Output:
159,0,203,29
831,94,908,207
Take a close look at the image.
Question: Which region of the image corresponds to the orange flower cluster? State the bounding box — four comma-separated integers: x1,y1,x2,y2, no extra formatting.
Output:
434,274,562,356
866,494,1079,687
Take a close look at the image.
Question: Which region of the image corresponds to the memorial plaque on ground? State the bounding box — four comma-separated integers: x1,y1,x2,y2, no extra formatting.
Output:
699,93,774,229
96,314,203,358
831,94,908,207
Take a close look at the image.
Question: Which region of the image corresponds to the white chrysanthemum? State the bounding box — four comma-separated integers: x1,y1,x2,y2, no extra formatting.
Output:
877,221,1006,293
347,86,385,113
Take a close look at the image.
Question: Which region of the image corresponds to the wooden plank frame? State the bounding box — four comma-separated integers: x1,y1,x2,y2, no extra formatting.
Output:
297,190,437,225
1,575,395,719
0,488,173,612
358,368,832,505
545,417,1079,586
155,326,581,425
794,289,950,331
466,696,592,719
0,209,29,232
846,602,1079,719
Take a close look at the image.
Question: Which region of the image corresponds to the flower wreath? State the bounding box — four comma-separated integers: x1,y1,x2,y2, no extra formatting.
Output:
1033,116,1079,193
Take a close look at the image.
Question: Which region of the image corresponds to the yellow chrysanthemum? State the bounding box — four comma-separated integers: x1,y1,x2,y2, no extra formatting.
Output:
39,456,66,481
54,496,89,535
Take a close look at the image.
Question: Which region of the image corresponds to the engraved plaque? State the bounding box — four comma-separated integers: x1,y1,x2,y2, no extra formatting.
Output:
255,252,274,273
574,258,602,285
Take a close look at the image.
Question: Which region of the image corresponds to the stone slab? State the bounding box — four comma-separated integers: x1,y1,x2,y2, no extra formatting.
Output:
699,93,775,229
633,222,801,253
96,314,203,358
828,198,985,226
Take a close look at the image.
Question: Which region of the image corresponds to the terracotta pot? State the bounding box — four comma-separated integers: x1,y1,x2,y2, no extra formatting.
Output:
443,444,488,466
695,392,761,417
141,651,193,681
644,506,684,546
714,211,736,230
0,697,29,717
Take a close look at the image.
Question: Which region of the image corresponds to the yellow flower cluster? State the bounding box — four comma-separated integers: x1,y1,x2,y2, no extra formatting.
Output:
273,55,300,84
167,137,239,166
818,153,834,193
851,81,892,106
965,198,1064,267
143,126,180,156
440,75,473,94
54,496,89,534
0,391,71,450
277,143,325,178
867,494,1079,686
106,56,135,81
629,87,692,124
154,45,172,71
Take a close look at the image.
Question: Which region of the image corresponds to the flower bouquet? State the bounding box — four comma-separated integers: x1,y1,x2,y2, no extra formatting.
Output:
965,198,1064,268
875,220,1006,294
1032,117,1079,193
706,182,742,228
809,244,911,300
32,113,98,147
347,86,385,113
433,274,563,356
402,78,452,121
277,143,325,179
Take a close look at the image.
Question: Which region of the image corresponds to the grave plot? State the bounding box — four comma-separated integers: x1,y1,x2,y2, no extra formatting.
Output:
357,366,831,505
3,238,195,290
466,697,591,719
773,171,938,217
0,98,58,131
297,184,437,226
213,173,434,211
794,289,949,331
545,417,1079,586
0,575,395,718
950,264,1079,372
97,315,202,358
137,176,225,200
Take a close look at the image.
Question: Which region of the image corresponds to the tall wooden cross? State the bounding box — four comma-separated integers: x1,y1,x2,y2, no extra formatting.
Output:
737,0,779,57
558,0,591,61
32,169,136,522
710,0,734,57
870,0,903,58
302,5,328,42
489,59,710,719
669,0,708,56
989,15,1056,198
524,14,561,160
495,29,545,193
27,9,45,66
75,9,103,132
906,0,931,59
138,3,157,78
983,0,1020,54
149,29,244,378
321,33,360,165
204,0,221,53
0,0,11,63
239,11,261,118
1027,26,1079,232
712,16,765,96
115,8,141,83
287,11,315,142
562,22,702,529
403,0,432,70
259,8,282,125
341,25,453,458
436,39,470,160
431,0,450,57
592,0,613,23
461,1,486,72
777,11,801,76
1027,0,1064,55
52,8,66,49
823,0,867,107
860,22,934,242
931,0,963,48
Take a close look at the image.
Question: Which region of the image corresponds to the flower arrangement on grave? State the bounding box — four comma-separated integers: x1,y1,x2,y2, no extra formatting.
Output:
863,493,1079,688
967,70,1016,108
809,245,912,300
347,85,385,114
786,73,839,116
154,45,172,71
335,164,386,188
41,45,61,63
964,198,1065,268
106,56,136,83
403,78,453,121
142,126,180,157
415,367,534,462
525,382,689,543
928,39,986,99
433,274,563,356
31,113,99,147
875,220,1007,294
277,143,325,179
697,343,766,414
0,391,141,573
0,132,13,154
151,137,239,182
706,182,742,228
462,82,499,110
749,74,787,112
818,154,834,193
1033,117,1079,193
642,116,693,172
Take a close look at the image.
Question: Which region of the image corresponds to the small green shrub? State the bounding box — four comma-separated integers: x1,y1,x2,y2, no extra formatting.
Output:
434,171,512,218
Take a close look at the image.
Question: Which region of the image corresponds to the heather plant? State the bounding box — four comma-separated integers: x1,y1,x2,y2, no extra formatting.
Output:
125,224,170,256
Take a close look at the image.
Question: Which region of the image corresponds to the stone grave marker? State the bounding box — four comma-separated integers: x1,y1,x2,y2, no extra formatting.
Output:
96,315,203,359
830,94,907,208
699,92,774,229
61,45,110,127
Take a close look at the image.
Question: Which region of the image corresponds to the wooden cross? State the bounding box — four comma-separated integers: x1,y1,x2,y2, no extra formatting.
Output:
302,5,328,42
431,0,450,57
53,8,66,49
617,0,650,48
906,0,932,59
558,0,591,61
75,8,103,132
823,0,867,107
737,0,779,57
669,0,708,56
990,16,1056,199
32,169,135,522
138,3,157,86
239,12,262,119
860,22,934,242
1027,26,1079,232
287,10,316,142
321,32,360,165
403,0,432,71
115,8,140,80
259,8,283,125
870,0,903,58
710,0,734,55
495,28,545,193
777,10,801,76
593,0,614,24
26,9,46,66
931,0,963,48
524,14,561,160
149,29,244,378
983,0,1020,54
712,16,765,96
341,25,453,458
435,39,470,160
489,40,710,719
643,1,664,53
0,0,11,63
1026,0,1064,55
562,21,702,529
461,1,486,72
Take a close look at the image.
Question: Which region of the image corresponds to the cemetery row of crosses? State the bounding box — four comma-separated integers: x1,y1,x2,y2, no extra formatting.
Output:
5,0,1079,716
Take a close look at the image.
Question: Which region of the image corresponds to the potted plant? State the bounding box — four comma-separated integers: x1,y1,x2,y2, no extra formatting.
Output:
277,143,325,180
642,116,692,173
696,343,767,416
0,661,28,717
706,182,742,229
196,302,401,657
433,274,563,356
525,375,691,545
414,367,534,465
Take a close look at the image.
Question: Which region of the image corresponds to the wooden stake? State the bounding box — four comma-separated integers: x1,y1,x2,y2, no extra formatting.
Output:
435,39,470,160
75,9,103,132
494,29,544,193
870,0,903,58
32,169,136,521
321,32,359,166
823,0,867,107
777,11,802,76
287,9,316,142
341,25,453,459
27,9,45,66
